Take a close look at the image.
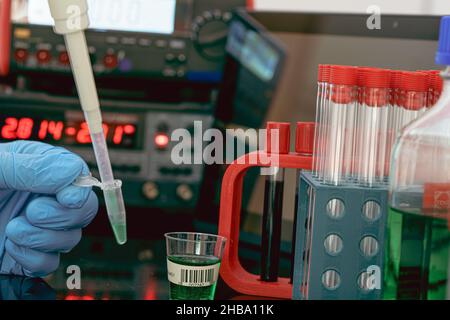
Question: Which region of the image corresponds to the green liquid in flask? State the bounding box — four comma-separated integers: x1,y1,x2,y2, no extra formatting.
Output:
385,207,449,300
168,255,221,300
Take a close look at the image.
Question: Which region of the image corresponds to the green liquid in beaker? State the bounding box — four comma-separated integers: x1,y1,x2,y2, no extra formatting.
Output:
168,255,221,300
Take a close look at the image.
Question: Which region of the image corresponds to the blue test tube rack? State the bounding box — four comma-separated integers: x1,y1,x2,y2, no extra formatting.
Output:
292,171,388,300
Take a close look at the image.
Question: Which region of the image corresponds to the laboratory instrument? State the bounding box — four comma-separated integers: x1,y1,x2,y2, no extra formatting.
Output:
165,232,226,300
0,98,214,208
9,0,249,81
0,6,282,210
47,0,126,245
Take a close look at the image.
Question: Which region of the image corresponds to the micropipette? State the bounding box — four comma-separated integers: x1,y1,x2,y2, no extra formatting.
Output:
47,0,127,245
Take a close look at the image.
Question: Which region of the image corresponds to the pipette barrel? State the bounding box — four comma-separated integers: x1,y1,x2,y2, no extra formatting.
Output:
47,0,127,245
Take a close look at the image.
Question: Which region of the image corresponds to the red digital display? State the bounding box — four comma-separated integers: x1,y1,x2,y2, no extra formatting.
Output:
0,113,139,149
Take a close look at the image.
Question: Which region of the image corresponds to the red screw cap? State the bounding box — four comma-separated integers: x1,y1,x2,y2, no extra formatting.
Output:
357,67,374,88
330,65,357,86
365,68,391,88
322,65,331,83
318,65,324,82
266,122,291,154
401,71,429,92
390,70,403,89
295,122,315,155
330,65,357,104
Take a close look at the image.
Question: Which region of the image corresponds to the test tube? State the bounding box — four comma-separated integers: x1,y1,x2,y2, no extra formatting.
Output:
431,70,444,105
385,70,402,178
316,65,331,180
261,122,290,282
357,68,391,187
418,70,435,109
400,72,429,125
322,65,357,185
313,65,325,176
353,67,371,181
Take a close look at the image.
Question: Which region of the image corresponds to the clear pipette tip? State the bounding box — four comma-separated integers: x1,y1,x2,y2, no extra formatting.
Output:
74,175,127,245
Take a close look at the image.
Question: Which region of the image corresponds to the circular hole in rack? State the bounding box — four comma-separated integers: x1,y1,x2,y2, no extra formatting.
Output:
360,236,379,258
358,271,377,292
362,201,381,222
324,234,343,256
326,199,345,219
321,270,341,290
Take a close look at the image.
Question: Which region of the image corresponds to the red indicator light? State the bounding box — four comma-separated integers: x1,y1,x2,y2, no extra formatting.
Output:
103,54,118,69
36,50,51,64
81,295,95,301
14,49,28,63
155,133,169,149
124,124,136,135
59,51,70,65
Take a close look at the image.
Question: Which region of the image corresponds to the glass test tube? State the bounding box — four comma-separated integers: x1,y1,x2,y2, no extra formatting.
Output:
432,70,444,105
385,70,402,176
313,65,326,176
418,70,435,109
316,65,331,180
261,122,290,282
357,68,391,187
353,67,371,181
322,65,357,185
401,72,429,125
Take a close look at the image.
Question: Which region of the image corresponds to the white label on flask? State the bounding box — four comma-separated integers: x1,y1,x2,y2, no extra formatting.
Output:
167,259,220,287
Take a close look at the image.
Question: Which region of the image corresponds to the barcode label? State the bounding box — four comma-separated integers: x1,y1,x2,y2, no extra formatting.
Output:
181,268,215,284
167,259,219,287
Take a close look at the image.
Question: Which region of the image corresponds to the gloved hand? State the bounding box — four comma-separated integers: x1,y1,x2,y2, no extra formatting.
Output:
0,141,98,277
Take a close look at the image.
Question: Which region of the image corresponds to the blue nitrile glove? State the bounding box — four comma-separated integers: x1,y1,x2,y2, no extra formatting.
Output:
0,141,98,277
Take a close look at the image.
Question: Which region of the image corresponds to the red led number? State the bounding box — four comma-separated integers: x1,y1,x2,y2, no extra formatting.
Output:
17,118,34,139
76,123,111,144
113,126,124,145
1,117,136,146
2,117,19,139
112,125,136,145
1,117,34,140
38,120,64,140
76,122,91,144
